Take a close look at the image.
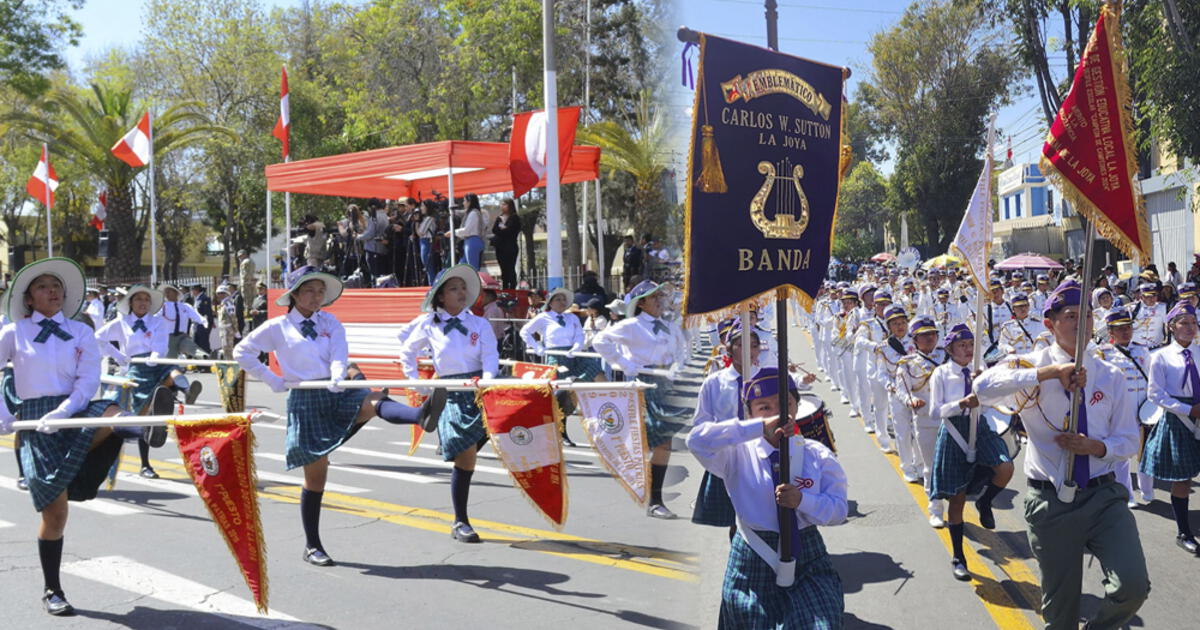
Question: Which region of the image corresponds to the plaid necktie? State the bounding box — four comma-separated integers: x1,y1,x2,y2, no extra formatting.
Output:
652,319,668,335
300,319,317,340
443,317,468,336
34,318,73,343
1182,349,1200,398
556,314,566,326
961,367,972,397
132,318,147,332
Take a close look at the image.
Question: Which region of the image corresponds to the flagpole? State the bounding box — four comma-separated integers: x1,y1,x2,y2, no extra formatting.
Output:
580,0,591,270
148,110,159,286
967,113,997,462
447,156,457,266
265,189,272,288
543,0,563,290
284,156,291,279
596,179,605,289
43,142,52,257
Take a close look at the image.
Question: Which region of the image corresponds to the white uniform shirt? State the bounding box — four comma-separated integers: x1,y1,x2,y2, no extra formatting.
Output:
592,312,688,376
95,313,168,366
983,300,1012,344
1129,301,1166,347
85,297,105,329
0,311,101,421
692,366,744,426
998,316,1046,355
930,360,976,419
1094,342,1149,409
687,419,848,532
520,310,585,354
157,299,206,335
234,309,349,385
398,308,499,379
975,344,1139,484
1147,340,1200,418
894,349,946,427
876,334,913,387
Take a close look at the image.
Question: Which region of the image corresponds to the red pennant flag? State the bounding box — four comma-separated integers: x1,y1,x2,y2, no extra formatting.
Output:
509,106,581,197
111,112,152,168
273,66,290,159
26,145,58,208
1039,3,1150,263
90,191,107,231
405,363,437,456
174,416,269,612
510,361,558,380
479,385,568,528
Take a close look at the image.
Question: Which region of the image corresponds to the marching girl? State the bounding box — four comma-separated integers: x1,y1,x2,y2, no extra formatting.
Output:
95,285,201,479
592,279,691,519
686,367,847,629
877,305,916,474
234,271,445,564
894,315,948,528
928,323,1014,581
1094,309,1153,507
1091,287,1114,343
0,258,166,615
1142,302,1200,555
398,265,499,543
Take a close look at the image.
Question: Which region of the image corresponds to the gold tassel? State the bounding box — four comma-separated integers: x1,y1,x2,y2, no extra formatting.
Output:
695,124,728,194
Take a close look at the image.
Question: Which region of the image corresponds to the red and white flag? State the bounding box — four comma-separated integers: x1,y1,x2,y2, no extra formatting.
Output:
111,112,152,168
509,106,580,198
90,191,107,230
26,145,58,208
479,385,568,528
272,66,289,159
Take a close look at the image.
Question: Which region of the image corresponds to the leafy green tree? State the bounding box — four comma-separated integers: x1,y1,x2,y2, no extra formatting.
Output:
1126,0,1200,166
833,162,888,261
0,0,81,95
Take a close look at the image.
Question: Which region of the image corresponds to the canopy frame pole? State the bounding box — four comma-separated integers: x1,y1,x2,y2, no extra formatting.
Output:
447,155,457,266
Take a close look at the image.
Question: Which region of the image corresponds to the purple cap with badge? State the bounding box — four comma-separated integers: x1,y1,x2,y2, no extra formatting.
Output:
1042,279,1082,317
1167,301,1197,323
909,315,938,337
944,323,974,347
741,367,798,405
884,304,908,322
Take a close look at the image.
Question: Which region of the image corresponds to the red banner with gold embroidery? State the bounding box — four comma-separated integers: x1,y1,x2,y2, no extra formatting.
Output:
173,415,268,612
479,385,567,528
1039,3,1150,263
510,361,559,380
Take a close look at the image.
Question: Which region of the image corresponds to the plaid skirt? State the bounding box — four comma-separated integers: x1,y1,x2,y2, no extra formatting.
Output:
438,370,487,462
692,470,736,527
2,366,19,414
18,395,123,511
637,372,689,449
720,527,844,630
114,353,173,414
545,346,603,382
1140,404,1200,482
930,414,1011,500
285,386,370,469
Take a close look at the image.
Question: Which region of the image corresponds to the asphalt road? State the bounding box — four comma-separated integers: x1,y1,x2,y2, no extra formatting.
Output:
0,321,1195,629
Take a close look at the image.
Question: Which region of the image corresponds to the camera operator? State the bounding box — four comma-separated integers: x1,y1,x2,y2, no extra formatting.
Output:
388,199,414,285
297,214,326,271
356,198,390,285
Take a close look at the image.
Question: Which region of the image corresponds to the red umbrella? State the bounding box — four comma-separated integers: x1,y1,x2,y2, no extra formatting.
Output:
870,252,896,263
994,253,1064,271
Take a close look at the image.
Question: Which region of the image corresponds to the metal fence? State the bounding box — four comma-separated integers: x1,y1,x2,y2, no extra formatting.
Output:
86,274,221,294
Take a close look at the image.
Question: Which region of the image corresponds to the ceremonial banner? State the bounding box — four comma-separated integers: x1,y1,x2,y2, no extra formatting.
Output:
576,388,650,507
1040,3,1150,263
404,363,436,456
173,415,268,612
213,364,246,412
682,34,850,324
949,146,993,291
479,385,568,529
511,361,559,380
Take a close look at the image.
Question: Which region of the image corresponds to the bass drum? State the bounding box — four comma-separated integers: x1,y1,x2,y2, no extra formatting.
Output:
796,393,837,454
1137,399,1162,426
981,406,1022,460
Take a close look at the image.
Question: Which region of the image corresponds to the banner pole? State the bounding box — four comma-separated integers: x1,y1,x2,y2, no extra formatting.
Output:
283,155,291,280
265,188,272,287
1064,220,1097,491
149,110,159,286
44,142,52,257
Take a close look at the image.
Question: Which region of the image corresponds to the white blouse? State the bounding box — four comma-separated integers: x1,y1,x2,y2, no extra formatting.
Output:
234,309,349,386
95,313,168,366
0,311,101,421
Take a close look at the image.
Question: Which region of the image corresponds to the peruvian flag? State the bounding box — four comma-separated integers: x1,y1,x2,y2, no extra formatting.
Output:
480,385,568,528
90,191,107,230
26,145,58,207
509,106,581,197
111,112,152,168
272,66,289,159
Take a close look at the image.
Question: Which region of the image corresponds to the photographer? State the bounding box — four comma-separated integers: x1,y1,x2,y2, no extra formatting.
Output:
295,213,327,271
357,198,390,285
390,198,415,284
416,199,439,286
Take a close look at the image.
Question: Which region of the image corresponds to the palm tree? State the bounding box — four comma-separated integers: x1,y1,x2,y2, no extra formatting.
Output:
4,82,232,278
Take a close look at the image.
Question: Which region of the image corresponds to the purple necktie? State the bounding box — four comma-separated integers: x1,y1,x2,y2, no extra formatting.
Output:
1182,349,1200,398
1067,388,1090,488
767,449,801,551
961,367,972,397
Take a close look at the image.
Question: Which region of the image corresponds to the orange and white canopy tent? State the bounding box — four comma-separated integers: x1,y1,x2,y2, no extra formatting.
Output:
264,139,601,198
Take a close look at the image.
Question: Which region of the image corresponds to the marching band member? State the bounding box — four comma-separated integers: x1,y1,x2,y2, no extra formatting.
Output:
878,305,917,473
930,287,959,338
519,286,601,446
1030,274,1051,314
156,283,207,358
929,323,1014,581
895,315,948,528
976,279,1147,628
593,279,690,519
1129,282,1166,348
686,367,847,629
95,284,200,479
236,270,446,563
1142,302,1200,555
897,277,919,316
0,258,165,615
1091,288,1114,342
834,286,860,408
982,278,1012,352
996,293,1045,356
855,288,892,449
1094,309,1154,507
851,285,878,422
817,284,843,385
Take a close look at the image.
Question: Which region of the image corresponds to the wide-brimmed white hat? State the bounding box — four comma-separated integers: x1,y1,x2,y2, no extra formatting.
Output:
605,298,626,318
156,283,185,300
624,279,668,314
117,284,164,316
546,287,574,309
274,271,344,307
5,257,87,320
421,264,481,313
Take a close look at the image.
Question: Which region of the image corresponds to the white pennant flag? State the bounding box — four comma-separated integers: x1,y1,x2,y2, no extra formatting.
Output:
949,147,994,291
576,388,651,506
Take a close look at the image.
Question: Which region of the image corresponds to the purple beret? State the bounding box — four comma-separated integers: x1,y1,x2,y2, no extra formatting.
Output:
944,323,974,347
1043,279,1082,316
909,315,938,337
742,367,799,405
1167,302,1197,323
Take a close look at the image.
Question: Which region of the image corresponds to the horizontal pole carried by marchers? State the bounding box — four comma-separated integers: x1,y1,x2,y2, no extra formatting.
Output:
128,357,238,367
539,350,672,376
349,357,568,372
101,375,136,389
10,410,276,431
288,378,657,391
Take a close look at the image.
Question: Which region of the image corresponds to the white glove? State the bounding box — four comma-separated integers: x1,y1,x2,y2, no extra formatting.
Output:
565,349,577,358
0,413,14,435
620,360,640,379
534,345,547,356
36,410,68,434
666,364,681,381
263,372,289,394
326,379,345,394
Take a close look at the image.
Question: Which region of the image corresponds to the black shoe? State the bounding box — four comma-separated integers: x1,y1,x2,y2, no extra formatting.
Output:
951,558,971,581
140,467,160,480
451,521,482,543
184,381,203,405
303,547,335,566
418,389,448,433
151,386,175,416
975,498,996,530
1177,534,1200,555
42,589,74,616
561,435,577,448
646,504,678,520
17,476,28,491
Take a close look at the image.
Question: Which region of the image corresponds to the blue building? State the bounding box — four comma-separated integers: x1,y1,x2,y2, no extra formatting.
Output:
993,162,1076,259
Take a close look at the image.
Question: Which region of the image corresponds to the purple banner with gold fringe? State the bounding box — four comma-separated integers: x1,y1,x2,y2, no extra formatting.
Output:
682,34,849,325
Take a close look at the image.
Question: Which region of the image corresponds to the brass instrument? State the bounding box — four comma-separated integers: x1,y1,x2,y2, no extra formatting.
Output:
750,158,810,239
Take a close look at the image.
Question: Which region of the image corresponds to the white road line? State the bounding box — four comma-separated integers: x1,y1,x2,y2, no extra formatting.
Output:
335,445,510,476
407,440,601,461
159,458,373,493
63,555,309,628
255,453,440,485
250,422,381,432
0,475,143,515
0,519,13,528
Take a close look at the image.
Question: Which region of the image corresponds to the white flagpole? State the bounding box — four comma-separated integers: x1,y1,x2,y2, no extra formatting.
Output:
43,142,52,257
543,0,563,290
284,159,291,280
967,112,997,462
581,0,591,270
448,156,457,266
265,189,272,287
596,180,605,289
148,111,159,286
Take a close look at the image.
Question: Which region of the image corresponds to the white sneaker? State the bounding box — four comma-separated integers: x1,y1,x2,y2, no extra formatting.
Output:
1127,500,1138,509
928,514,946,528
903,471,921,484
880,441,896,454
840,396,850,404
1141,488,1154,503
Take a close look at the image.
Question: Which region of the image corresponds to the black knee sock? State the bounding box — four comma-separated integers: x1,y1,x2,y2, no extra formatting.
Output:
375,398,420,424
300,489,324,551
15,444,24,478
1171,495,1192,538
949,523,965,561
38,537,64,594
650,463,667,506
450,467,474,525
979,482,1004,507
138,439,152,469
728,525,737,542
112,426,142,440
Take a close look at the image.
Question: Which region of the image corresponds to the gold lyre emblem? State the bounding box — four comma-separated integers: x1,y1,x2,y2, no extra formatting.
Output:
750,157,809,239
